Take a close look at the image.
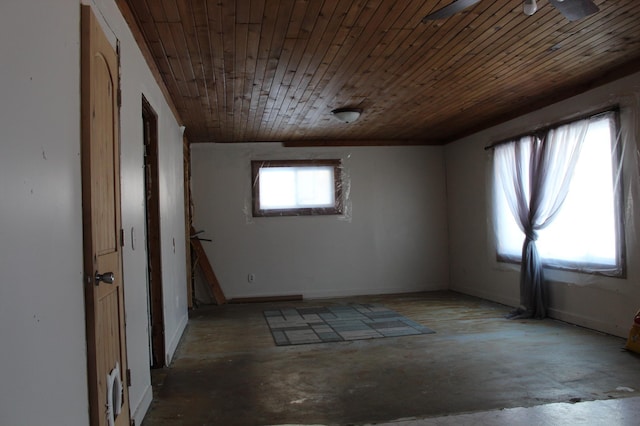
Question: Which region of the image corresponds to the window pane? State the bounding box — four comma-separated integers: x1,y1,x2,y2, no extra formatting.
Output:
494,175,525,259
259,168,296,209
295,167,334,207
251,160,342,217
259,166,335,210
537,117,617,266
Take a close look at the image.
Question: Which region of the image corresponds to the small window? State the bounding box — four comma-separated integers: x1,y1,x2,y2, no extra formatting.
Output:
251,160,343,217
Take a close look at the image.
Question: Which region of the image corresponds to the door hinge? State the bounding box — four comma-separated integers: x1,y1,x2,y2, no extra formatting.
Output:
126,368,132,387
120,228,125,247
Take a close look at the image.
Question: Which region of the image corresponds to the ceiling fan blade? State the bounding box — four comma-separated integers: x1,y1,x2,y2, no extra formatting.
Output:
549,0,599,22
421,0,483,22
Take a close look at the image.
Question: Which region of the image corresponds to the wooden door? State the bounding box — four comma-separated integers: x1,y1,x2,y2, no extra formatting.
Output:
81,6,130,426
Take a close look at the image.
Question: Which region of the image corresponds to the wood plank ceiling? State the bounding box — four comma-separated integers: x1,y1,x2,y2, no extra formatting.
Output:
120,0,640,144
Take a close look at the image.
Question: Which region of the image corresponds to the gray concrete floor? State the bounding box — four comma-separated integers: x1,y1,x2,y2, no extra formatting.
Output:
141,291,640,425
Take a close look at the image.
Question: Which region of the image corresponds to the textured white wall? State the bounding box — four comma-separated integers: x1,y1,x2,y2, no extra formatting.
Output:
191,143,449,299
0,1,188,425
0,1,88,425
445,71,640,337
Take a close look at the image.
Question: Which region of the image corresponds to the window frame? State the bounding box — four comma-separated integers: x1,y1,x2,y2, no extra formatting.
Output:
251,159,343,217
492,109,626,278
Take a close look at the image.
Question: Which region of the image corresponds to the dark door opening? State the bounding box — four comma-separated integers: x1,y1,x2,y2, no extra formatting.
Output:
142,97,165,368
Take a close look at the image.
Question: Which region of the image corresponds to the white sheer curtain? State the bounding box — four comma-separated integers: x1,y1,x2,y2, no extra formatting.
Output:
494,118,590,319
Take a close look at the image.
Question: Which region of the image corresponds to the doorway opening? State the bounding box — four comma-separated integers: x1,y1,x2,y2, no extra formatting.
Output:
142,96,165,368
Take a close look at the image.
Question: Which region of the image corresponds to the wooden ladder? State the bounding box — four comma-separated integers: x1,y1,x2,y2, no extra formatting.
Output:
190,227,226,305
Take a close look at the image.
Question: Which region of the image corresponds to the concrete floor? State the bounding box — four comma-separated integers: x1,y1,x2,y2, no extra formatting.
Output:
141,291,640,425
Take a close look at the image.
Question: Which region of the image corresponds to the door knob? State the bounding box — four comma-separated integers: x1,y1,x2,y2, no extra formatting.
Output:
95,271,115,284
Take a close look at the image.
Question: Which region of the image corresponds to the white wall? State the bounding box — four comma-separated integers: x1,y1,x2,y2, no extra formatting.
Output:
445,71,640,337
0,1,188,425
191,143,449,300
0,1,87,425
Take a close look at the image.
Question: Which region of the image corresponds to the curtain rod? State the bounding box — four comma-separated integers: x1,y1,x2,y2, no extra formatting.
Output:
483,106,619,151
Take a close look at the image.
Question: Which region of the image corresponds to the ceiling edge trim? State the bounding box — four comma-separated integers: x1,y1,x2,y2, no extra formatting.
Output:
444,57,640,144
282,139,444,147
114,0,183,128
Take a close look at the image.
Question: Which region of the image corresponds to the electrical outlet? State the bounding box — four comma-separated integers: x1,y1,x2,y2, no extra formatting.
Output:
247,273,255,283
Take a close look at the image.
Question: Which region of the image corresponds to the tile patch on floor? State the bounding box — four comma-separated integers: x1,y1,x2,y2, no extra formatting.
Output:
264,304,435,346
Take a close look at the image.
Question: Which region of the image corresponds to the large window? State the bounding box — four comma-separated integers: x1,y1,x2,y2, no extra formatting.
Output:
493,111,625,276
251,159,343,217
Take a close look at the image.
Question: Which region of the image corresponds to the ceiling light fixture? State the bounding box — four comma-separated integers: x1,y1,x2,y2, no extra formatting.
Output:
523,0,538,16
331,108,362,123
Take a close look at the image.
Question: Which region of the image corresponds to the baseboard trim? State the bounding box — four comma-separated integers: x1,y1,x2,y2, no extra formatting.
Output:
452,285,628,338
546,307,626,338
451,285,518,308
165,311,188,365
131,383,153,426
228,295,303,304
